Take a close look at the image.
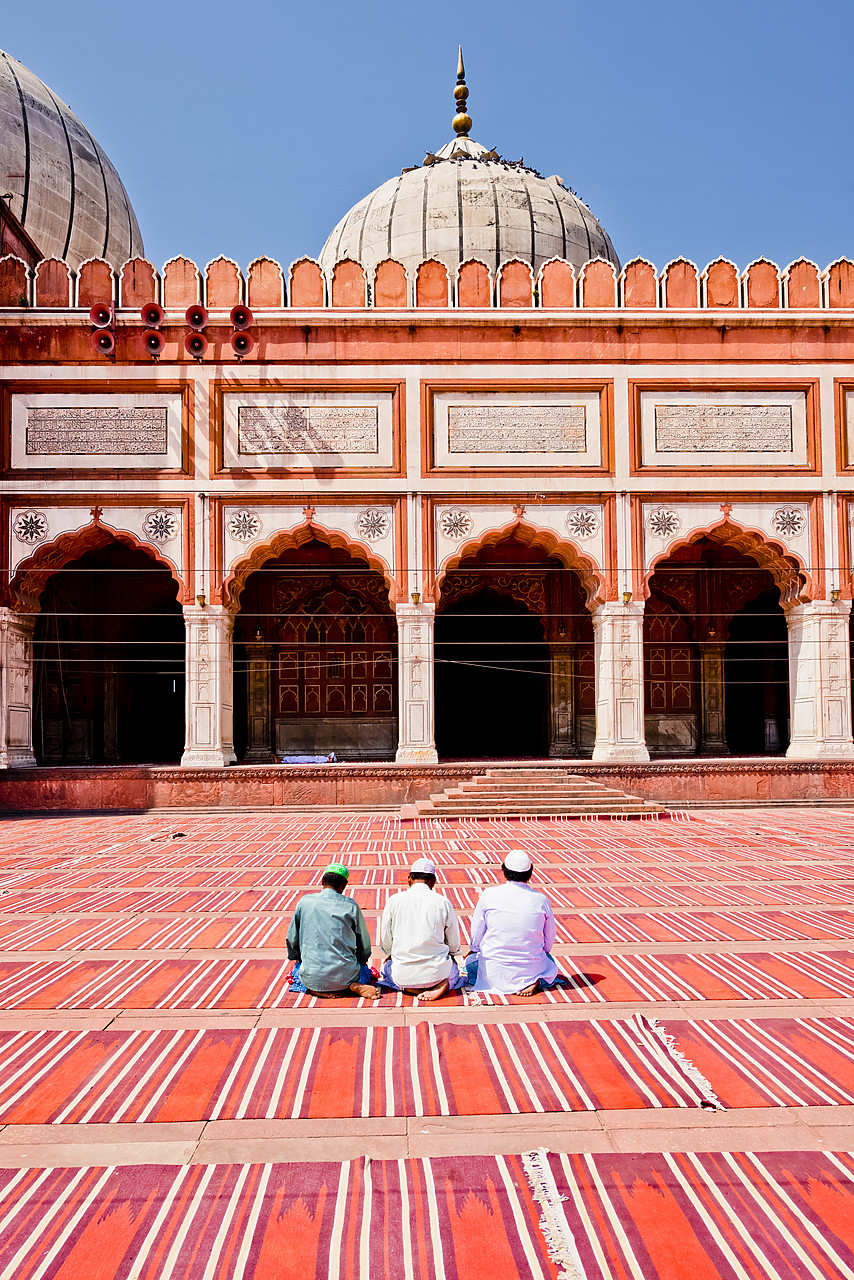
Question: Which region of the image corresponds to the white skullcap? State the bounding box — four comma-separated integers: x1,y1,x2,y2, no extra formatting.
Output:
411,857,437,876
503,849,532,874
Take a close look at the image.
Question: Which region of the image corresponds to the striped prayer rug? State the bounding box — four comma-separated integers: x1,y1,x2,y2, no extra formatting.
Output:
0,1016,710,1124
0,1156,558,1280
665,1016,854,1108
2,948,854,1008
529,1149,854,1280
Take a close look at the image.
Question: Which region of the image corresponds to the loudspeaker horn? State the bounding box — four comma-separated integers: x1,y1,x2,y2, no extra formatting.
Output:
89,303,114,328
230,331,255,357
143,330,166,357
90,329,116,355
184,332,208,358
185,305,209,331
140,303,164,329
229,304,253,330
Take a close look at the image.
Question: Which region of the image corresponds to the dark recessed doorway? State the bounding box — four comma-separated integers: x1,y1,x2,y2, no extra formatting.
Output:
435,593,549,759
725,590,789,755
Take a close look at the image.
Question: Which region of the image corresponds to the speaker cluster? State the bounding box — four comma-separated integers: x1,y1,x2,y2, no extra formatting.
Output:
88,302,257,360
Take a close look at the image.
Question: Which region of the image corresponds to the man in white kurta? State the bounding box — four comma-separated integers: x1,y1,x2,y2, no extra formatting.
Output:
468,849,558,995
380,857,466,1001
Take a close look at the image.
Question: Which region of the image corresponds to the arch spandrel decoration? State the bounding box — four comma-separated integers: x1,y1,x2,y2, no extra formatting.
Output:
643,516,813,608
8,518,189,613
222,518,400,612
431,517,606,609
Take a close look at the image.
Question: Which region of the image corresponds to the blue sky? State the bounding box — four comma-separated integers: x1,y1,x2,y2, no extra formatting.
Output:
3,0,852,273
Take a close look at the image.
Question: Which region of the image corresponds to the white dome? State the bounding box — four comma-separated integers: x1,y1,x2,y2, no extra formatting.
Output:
0,49,144,269
319,134,619,280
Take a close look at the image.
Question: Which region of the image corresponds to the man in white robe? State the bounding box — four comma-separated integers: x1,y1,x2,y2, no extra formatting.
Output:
468,849,559,996
380,857,466,1001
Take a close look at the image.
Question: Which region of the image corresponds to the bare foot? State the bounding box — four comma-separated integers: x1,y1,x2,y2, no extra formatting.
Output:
414,979,451,1002
515,980,541,997
350,982,380,1000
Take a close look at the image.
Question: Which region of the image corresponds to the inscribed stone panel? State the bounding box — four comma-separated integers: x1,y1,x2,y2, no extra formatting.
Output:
432,390,603,469
222,391,394,469
10,392,184,470
638,390,809,469
654,404,793,453
237,406,378,455
447,405,586,454
27,406,168,456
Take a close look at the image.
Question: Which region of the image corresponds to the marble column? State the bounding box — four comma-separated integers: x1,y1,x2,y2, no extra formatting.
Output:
243,637,274,763
181,604,237,768
549,645,576,757
0,609,36,768
785,599,854,760
395,603,438,764
591,601,650,763
699,640,728,755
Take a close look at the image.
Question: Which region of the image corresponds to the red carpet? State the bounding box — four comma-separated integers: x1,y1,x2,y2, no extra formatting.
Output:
535,1148,854,1280
0,1016,710,1124
0,1156,559,1280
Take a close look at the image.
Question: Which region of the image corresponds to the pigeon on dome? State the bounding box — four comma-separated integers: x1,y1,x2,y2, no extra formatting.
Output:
318,48,619,280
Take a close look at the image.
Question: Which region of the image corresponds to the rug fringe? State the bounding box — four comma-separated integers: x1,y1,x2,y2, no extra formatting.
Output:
521,1148,587,1280
642,1015,724,1110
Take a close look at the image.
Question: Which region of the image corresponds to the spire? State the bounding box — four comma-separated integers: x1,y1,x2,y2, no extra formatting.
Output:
452,46,472,137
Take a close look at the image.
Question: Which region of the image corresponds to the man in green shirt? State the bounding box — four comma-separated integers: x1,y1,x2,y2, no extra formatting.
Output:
286,863,379,999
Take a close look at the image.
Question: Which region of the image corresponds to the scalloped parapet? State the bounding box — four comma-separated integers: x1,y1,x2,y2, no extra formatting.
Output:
289,258,324,308
34,258,73,307
162,256,202,309
205,257,243,309
373,259,408,308
77,259,115,308
703,258,739,307
743,259,781,308
497,260,533,308
457,259,491,308
662,259,699,308
331,259,366,308
120,258,159,308
11,252,854,313
416,259,449,308
247,257,285,308
0,255,30,306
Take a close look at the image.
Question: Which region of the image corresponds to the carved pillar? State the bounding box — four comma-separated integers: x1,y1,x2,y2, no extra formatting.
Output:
786,600,854,759
244,637,274,763
181,604,237,768
0,609,36,768
549,645,575,757
699,640,728,756
591,601,650,763
395,603,438,764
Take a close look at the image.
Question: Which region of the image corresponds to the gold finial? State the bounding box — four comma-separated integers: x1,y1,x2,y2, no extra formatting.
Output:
452,45,472,137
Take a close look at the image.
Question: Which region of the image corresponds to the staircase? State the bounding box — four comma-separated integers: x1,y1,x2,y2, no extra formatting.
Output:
400,767,666,820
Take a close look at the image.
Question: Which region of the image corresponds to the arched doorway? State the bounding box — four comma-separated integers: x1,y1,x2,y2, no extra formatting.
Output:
233,538,397,761
32,542,185,764
645,535,789,757
435,533,594,760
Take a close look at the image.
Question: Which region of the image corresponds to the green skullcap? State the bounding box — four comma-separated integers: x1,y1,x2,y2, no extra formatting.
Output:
325,863,349,880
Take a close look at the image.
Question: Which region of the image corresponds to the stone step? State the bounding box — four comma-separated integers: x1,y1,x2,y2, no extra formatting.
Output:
401,767,662,820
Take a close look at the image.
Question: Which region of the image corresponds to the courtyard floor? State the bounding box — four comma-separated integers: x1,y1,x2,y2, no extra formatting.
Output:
0,807,851,1276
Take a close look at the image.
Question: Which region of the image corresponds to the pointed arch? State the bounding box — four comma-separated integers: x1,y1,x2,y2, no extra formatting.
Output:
433,518,605,609
643,516,812,607
9,520,187,612
223,518,399,611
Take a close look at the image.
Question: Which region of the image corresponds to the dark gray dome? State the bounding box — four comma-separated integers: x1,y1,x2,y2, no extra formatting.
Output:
0,49,144,269
319,135,619,280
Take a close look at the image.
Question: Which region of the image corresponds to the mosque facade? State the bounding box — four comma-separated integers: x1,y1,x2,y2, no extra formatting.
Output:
3,49,854,788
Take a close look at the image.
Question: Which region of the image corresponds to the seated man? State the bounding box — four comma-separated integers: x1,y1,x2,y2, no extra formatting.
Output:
467,849,559,997
286,862,379,1000
380,857,466,1001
